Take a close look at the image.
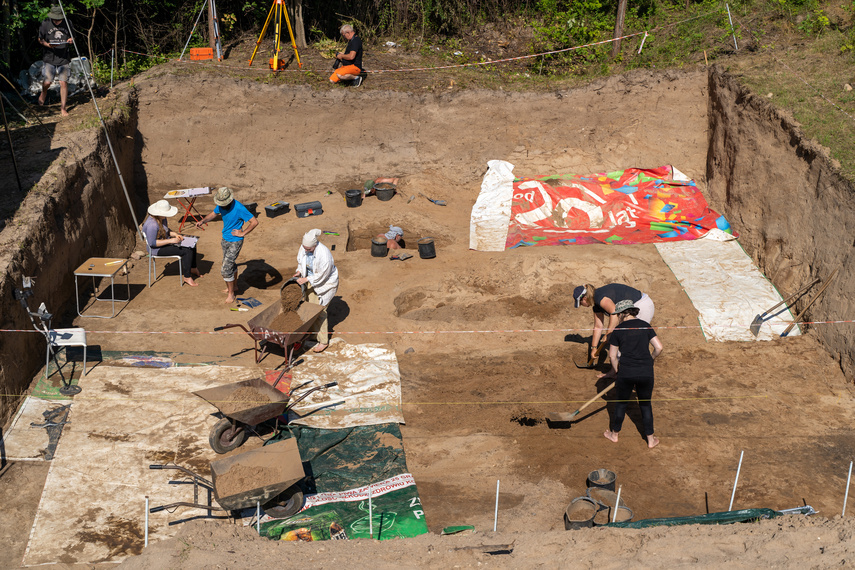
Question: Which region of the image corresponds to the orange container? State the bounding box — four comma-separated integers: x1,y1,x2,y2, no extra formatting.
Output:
190,48,214,61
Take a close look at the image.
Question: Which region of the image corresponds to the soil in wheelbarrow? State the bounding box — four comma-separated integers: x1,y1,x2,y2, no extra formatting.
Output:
268,310,305,336
215,464,281,498
217,386,274,415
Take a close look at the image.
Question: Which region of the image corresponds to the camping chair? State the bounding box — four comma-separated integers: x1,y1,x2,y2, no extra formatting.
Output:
142,224,183,287
29,302,87,384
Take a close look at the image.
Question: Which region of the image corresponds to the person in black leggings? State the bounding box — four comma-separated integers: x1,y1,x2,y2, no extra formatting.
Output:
603,299,663,449
142,200,200,286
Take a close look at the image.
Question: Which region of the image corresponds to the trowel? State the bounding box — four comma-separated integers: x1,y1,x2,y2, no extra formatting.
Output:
419,192,446,206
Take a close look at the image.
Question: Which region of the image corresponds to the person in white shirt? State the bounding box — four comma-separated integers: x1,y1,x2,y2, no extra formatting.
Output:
294,229,339,352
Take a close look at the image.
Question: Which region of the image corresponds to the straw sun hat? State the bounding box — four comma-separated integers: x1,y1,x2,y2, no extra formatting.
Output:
147,199,177,218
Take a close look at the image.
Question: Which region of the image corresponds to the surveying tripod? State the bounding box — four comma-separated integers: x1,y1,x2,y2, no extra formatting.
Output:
249,0,302,70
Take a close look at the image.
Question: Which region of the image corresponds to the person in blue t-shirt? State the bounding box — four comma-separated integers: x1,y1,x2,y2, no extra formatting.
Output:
195,187,258,303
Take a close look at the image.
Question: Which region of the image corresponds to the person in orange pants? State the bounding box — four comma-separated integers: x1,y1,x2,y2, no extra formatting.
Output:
329,24,363,86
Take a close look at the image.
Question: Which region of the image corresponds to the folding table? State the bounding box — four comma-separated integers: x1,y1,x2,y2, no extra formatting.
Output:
73,257,131,318
164,187,211,232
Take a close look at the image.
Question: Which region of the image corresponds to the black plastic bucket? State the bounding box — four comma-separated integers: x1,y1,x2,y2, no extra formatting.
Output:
374,182,396,201
564,497,597,530
417,237,436,259
587,468,616,492
371,237,388,257
345,189,362,208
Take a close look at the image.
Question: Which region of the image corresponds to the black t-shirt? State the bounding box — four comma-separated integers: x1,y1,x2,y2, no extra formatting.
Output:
609,318,656,378
344,35,363,70
39,19,71,66
593,283,642,315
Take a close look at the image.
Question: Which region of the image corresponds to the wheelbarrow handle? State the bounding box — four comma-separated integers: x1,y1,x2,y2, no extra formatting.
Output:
149,464,166,470
214,323,247,332
150,505,167,513
324,381,338,388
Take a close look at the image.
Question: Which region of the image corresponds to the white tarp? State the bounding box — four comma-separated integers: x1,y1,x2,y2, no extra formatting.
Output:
22,365,258,566
1,396,71,461
288,338,405,429
655,239,801,341
469,160,514,251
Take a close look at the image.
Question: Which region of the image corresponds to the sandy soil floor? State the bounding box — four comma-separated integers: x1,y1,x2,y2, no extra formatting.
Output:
2,62,855,567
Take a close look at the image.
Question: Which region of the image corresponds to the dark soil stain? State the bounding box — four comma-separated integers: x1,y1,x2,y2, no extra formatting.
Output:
74,516,144,560
87,432,132,442
102,381,132,395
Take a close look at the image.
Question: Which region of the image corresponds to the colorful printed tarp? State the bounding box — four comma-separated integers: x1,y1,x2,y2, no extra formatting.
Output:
469,161,735,251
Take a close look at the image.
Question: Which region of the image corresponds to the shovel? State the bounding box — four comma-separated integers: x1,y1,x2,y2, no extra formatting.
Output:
574,338,608,369
547,382,616,423
780,267,839,337
750,278,820,336
419,192,447,206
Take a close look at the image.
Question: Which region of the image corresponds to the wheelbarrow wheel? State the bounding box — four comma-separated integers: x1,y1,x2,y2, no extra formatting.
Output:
209,418,248,454
263,483,304,518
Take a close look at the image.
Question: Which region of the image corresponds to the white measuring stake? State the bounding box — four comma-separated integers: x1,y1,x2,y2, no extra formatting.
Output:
256,501,260,534
144,496,149,547
368,486,374,538
612,485,623,523
843,461,853,516
728,450,744,511
725,4,739,51
493,480,500,532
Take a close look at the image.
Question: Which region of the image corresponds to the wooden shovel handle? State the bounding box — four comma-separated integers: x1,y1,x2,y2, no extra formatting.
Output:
586,336,609,366
571,381,616,418
781,267,839,337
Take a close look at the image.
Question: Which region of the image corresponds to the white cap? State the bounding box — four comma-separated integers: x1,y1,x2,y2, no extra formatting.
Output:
302,229,322,249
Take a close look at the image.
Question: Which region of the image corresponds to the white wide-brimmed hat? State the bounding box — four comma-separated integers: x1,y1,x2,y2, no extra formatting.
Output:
148,199,177,217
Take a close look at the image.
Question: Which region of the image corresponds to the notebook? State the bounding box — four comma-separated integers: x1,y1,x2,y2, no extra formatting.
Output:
180,235,198,248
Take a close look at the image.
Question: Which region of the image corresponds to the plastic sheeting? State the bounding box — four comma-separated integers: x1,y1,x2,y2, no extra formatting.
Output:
469,160,515,252
655,239,801,341
1,396,71,461
605,508,781,529
287,338,405,429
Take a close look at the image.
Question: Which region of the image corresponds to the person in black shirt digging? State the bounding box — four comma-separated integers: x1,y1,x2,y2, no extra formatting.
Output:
603,299,663,449
37,5,74,116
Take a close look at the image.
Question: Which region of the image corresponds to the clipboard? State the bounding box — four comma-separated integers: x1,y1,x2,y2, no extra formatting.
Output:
179,235,198,248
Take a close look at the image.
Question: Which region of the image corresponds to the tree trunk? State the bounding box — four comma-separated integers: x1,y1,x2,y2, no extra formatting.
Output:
2,0,10,73
87,6,97,64
208,0,215,50
611,0,627,59
287,0,306,48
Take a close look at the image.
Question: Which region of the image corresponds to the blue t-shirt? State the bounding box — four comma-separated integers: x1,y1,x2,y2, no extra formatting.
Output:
215,201,254,242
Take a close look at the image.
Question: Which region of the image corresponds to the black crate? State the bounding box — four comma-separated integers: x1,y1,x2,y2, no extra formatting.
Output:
295,201,323,218
265,201,290,218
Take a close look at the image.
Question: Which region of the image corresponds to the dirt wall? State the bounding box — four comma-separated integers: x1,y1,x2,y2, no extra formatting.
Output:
706,66,855,379
0,92,140,425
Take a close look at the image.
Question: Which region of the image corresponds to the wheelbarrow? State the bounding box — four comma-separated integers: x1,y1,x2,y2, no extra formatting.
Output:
149,437,307,519
194,376,337,454
215,281,324,366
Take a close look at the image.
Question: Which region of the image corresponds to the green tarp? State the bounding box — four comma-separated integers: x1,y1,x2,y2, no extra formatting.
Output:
605,508,781,529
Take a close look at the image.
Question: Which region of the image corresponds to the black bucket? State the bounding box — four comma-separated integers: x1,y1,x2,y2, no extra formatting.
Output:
417,237,436,259
587,468,616,492
345,189,362,208
374,182,396,201
564,497,597,530
371,237,388,257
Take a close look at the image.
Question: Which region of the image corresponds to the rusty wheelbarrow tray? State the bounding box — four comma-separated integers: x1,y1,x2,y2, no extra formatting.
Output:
149,438,306,518
215,301,324,365
194,376,337,454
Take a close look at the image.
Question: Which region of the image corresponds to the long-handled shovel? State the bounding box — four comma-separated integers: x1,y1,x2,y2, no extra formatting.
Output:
574,338,608,369
750,277,820,336
780,267,839,337
547,382,616,423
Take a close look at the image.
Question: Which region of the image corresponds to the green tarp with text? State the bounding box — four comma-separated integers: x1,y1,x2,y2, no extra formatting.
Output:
259,424,428,541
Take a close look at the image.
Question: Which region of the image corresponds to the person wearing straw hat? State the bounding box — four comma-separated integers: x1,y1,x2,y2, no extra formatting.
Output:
37,5,74,116
294,229,339,353
603,299,663,449
573,282,655,365
195,187,258,303
142,200,201,286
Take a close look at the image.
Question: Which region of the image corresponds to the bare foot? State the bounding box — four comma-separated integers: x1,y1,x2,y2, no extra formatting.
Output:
647,435,660,449
604,430,619,443
61,109,69,117
312,344,328,353
225,294,236,303
38,93,46,105
183,277,198,287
